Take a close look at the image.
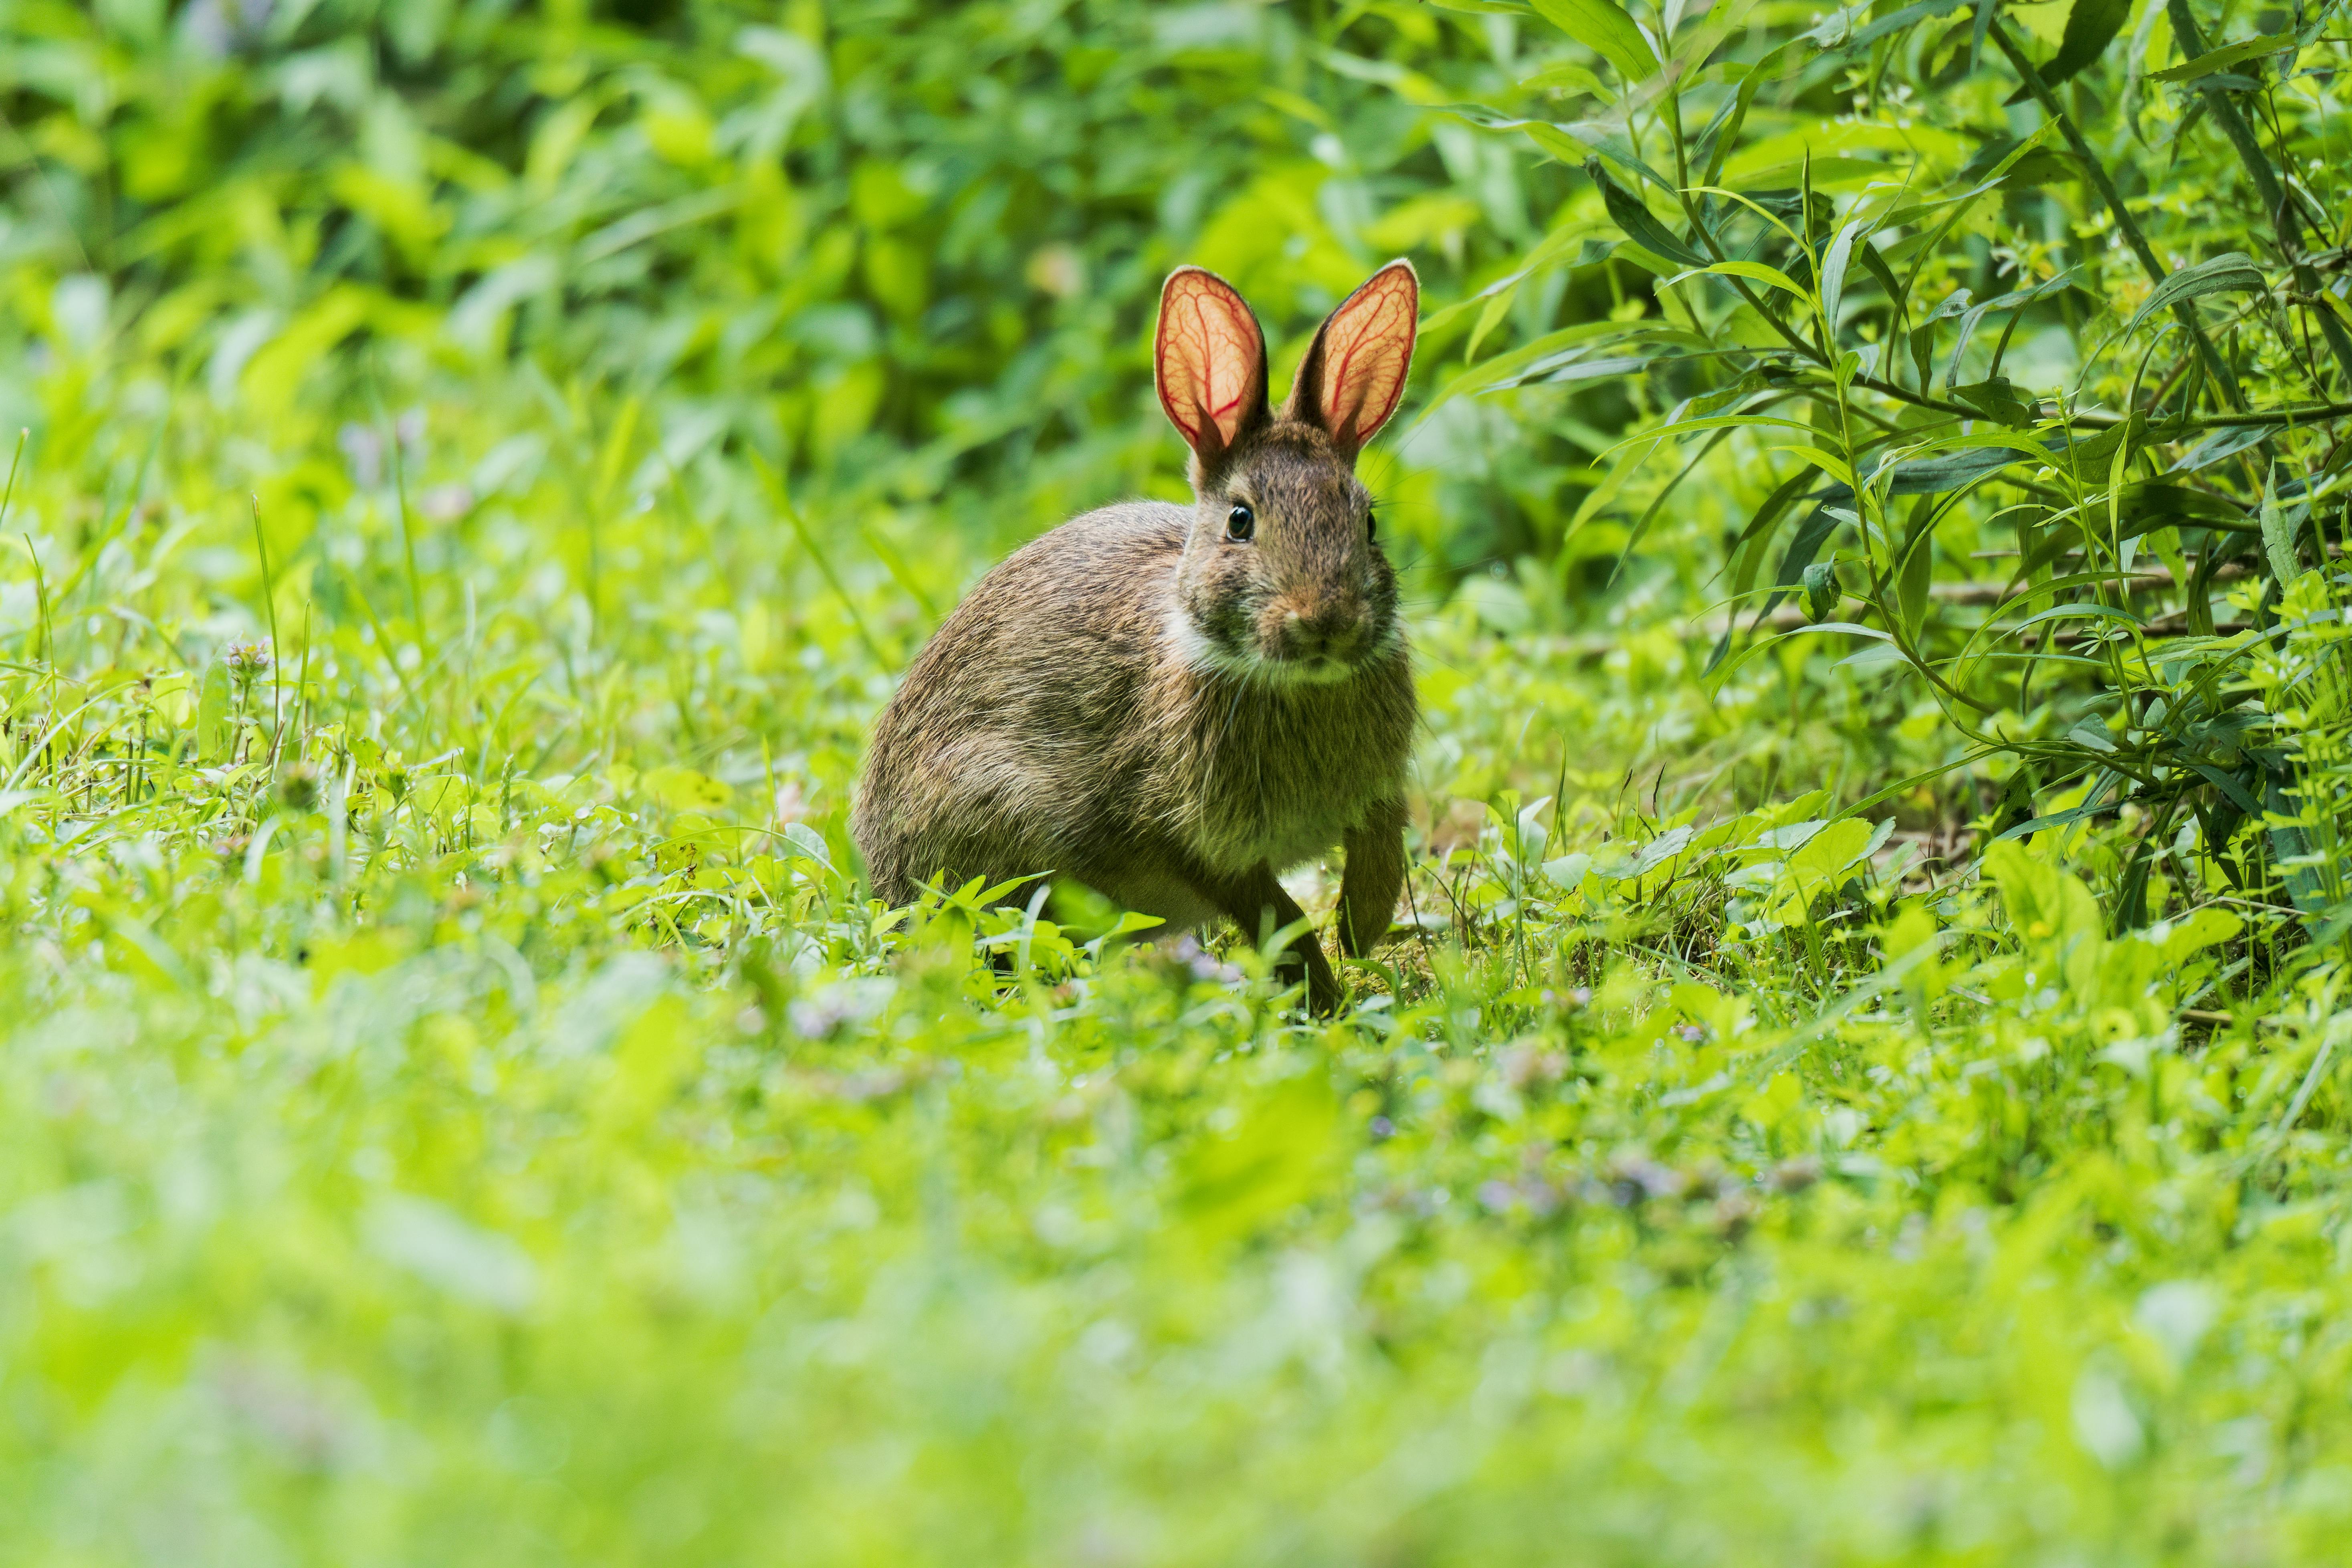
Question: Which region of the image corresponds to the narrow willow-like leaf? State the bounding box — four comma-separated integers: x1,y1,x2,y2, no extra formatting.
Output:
1530,0,1658,82
2126,252,2265,330
1995,798,2125,841
1818,219,1867,332
2148,30,2295,82
1587,159,1706,265
2022,0,2132,93
2260,466,2300,583
2169,424,2271,472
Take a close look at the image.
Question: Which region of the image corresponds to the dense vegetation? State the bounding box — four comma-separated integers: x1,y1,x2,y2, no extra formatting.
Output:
2,0,2350,1560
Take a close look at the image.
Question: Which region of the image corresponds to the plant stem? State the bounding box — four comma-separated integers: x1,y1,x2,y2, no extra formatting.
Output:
2164,0,2352,392
251,494,283,762
1989,17,2246,411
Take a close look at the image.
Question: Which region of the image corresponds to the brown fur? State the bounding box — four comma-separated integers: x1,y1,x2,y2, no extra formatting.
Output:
852,268,1419,1013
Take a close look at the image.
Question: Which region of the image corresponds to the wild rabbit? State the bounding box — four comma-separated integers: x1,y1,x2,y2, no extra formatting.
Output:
852,261,1420,1013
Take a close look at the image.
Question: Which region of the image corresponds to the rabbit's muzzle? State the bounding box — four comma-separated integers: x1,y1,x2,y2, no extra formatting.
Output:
1262,593,1372,670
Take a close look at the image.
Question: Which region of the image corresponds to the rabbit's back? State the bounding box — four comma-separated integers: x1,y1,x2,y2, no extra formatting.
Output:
853,502,1191,905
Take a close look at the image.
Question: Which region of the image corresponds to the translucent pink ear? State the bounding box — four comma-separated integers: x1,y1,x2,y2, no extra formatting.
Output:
1287,261,1418,458
1155,268,1268,471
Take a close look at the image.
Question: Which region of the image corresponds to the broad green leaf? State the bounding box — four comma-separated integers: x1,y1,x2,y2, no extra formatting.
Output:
781,821,834,871
644,766,733,812
1785,816,1874,887
2153,906,2242,963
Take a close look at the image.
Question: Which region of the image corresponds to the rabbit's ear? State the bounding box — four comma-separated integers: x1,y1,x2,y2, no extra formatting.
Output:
1156,267,1269,476
1284,260,1418,459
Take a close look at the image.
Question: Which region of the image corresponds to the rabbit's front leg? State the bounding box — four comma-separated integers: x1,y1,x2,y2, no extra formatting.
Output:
1204,863,1342,1015
1337,798,1406,960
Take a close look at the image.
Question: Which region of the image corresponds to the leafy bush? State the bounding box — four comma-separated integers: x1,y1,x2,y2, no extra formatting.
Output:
3,0,1554,558
1420,0,2352,938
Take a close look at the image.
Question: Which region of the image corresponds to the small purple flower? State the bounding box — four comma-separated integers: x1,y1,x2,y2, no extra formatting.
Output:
1369,1116,1395,1140
223,639,273,676
1170,934,1243,984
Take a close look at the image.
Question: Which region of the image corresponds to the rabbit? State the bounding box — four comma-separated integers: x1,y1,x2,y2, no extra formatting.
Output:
852,261,1421,1014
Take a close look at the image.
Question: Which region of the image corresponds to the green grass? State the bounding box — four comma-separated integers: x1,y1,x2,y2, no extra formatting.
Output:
0,364,2344,1566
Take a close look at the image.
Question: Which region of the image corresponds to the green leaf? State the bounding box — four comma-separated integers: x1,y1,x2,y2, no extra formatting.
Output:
2260,467,2302,583
1949,377,2035,426
1818,219,1867,330
1994,799,2125,842
2019,483,2253,573
1689,258,1809,297
1176,1072,1342,1244
1466,280,1522,361
2127,252,2266,330
1436,105,1676,191
1699,57,1769,188
1587,159,1704,266
1417,320,1651,417
2189,762,2265,819
2155,906,2242,963
2169,423,2273,473
2265,779,2331,917
781,821,834,872
1755,505,1842,625
1531,0,1659,83
2148,30,2296,83
2024,0,2133,93
1855,241,1907,319
1784,816,1875,892
644,766,733,812
1802,561,1843,622
1895,522,1932,636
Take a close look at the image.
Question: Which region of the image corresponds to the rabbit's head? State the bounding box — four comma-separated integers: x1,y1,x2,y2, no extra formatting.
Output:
1155,262,1418,686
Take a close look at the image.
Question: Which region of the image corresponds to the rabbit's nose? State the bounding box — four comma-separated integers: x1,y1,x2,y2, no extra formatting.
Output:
1282,600,1363,655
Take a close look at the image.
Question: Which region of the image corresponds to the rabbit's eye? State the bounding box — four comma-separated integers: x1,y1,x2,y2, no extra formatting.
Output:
1366,507,1377,542
1225,503,1255,542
